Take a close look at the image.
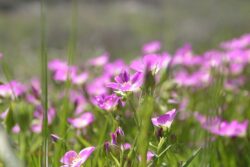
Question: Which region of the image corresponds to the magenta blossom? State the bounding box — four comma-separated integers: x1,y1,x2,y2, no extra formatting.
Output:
172,44,202,66
31,106,56,133
93,94,120,111
106,70,143,92
72,72,88,85
174,70,211,88
87,53,109,67
221,33,250,50
86,74,110,96
139,151,155,162
142,41,161,54
69,91,87,114
104,59,127,76
60,147,95,167
130,54,163,73
0,81,26,99
151,109,177,128
68,112,94,129
48,59,77,82
195,113,248,137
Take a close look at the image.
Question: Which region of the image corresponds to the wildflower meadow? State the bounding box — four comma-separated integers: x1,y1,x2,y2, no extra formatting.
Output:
0,1,250,167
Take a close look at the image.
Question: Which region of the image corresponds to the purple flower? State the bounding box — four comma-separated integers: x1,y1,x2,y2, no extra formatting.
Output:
110,133,117,145
26,78,41,105
87,53,109,67
60,147,95,167
195,113,248,137
51,134,61,142
151,109,177,128
93,94,120,111
122,143,131,150
31,106,56,133
142,41,161,54
174,70,211,88
86,74,110,96
172,44,202,66
68,112,94,129
0,81,26,99
0,52,3,60
221,33,250,50
48,59,77,82
106,70,143,92
139,151,155,162
130,54,163,73
72,72,88,85
104,59,127,76
70,91,87,115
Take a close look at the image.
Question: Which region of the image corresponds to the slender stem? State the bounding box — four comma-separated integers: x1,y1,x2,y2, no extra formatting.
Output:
40,0,49,166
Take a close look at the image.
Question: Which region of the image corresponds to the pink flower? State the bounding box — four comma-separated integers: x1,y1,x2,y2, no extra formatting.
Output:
106,70,143,92
142,41,161,54
0,81,26,99
130,54,163,73
68,112,94,129
87,53,109,67
48,59,77,82
60,147,95,167
0,53,3,60
195,113,248,137
104,59,127,76
93,94,120,111
31,106,56,133
72,72,88,85
152,109,177,128
174,70,211,87
221,33,250,50
69,91,87,115
139,151,155,162
86,74,110,96
172,44,202,66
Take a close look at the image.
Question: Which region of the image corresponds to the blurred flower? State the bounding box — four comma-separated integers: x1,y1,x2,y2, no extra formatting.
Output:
130,54,163,73
106,70,143,92
86,74,110,96
221,33,250,50
104,141,111,152
87,53,109,67
104,59,127,76
195,113,248,137
70,91,87,115
51,134,61,142
60,147,95,167
31,106,56,133
139,151,155,162
174,70,211,88
0,52,3,60
72,72,88,85
93,94,120,111
142,41,161,54
48,59,77,82
152,109,177,128
172,44,202,66
68,112,94,129
0,81,26,99
122,143,131,150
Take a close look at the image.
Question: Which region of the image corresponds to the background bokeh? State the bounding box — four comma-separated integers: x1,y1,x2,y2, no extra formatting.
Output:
0,0,250,79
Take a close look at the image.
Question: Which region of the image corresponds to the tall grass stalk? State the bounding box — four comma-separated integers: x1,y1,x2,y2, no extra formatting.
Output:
40,0,49,166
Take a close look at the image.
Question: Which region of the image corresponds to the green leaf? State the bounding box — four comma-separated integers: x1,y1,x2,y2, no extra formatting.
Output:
182,147,202,167
4,107,15,133
13,101,33,132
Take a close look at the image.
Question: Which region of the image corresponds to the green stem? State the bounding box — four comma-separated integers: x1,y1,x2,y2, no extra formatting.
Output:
40,0,49,166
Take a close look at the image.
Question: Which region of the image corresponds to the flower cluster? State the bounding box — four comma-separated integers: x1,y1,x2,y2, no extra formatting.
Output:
0,34,250,166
